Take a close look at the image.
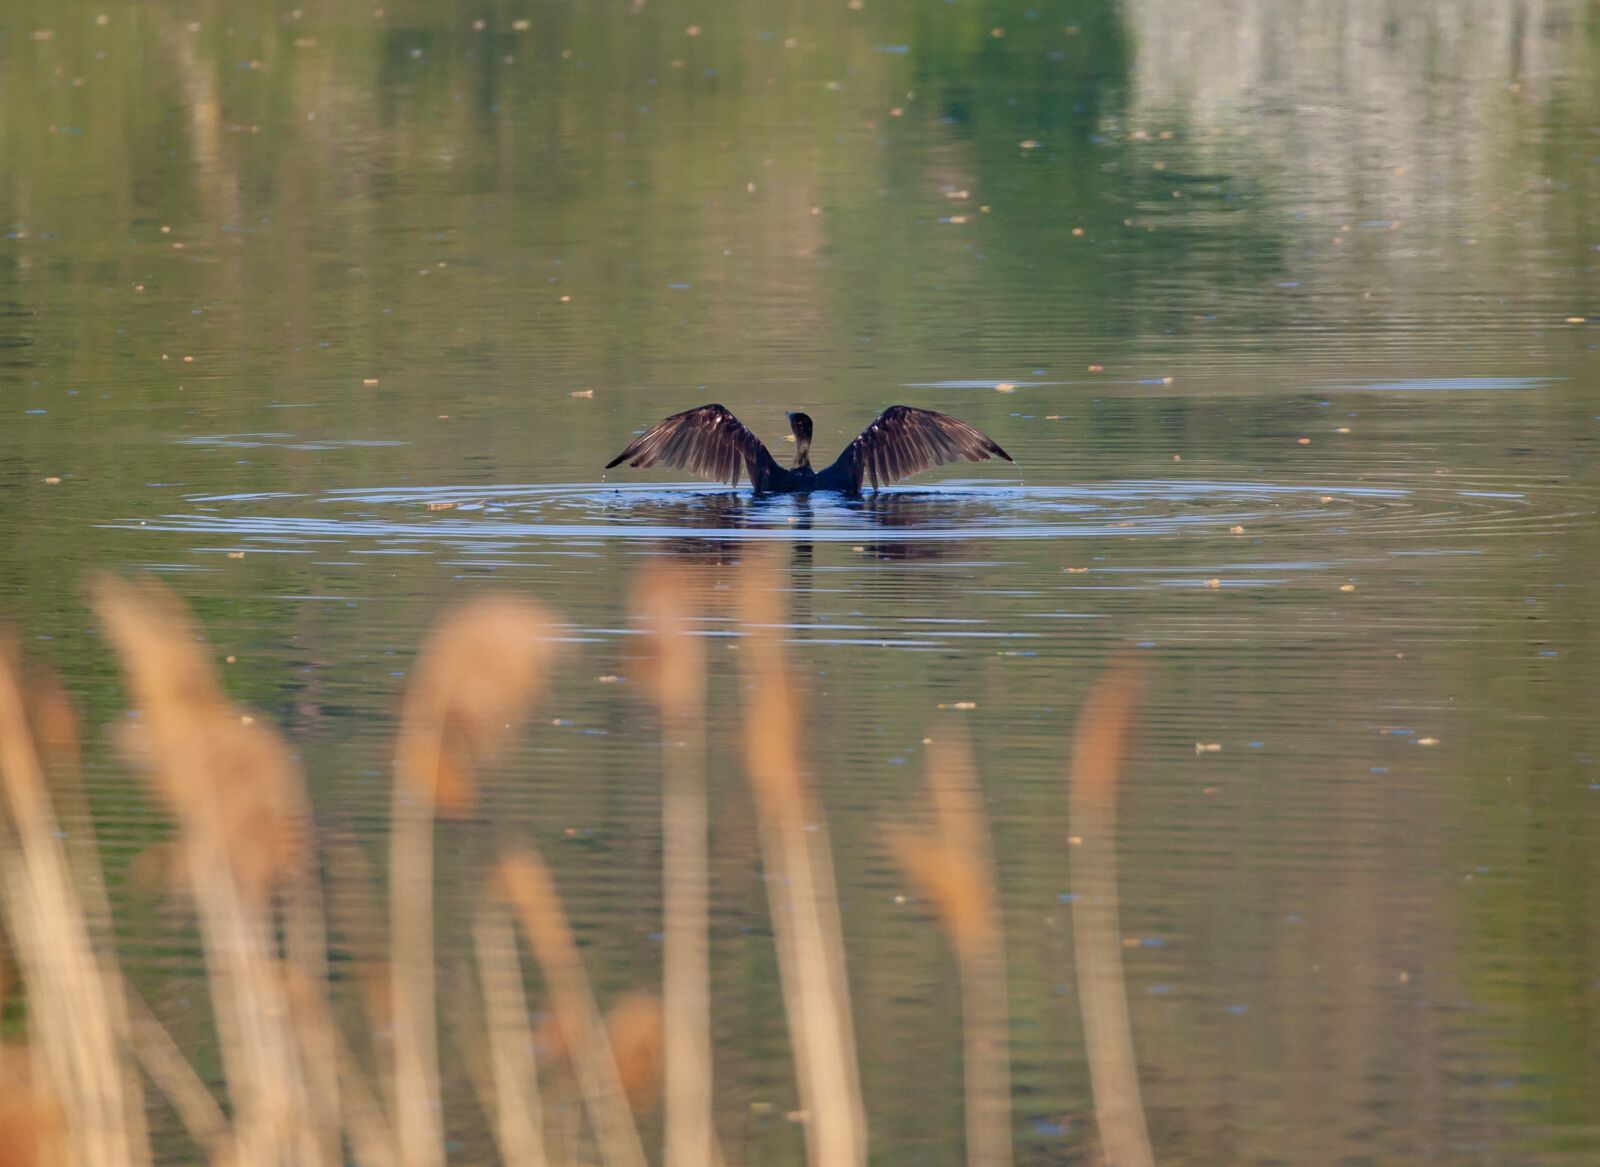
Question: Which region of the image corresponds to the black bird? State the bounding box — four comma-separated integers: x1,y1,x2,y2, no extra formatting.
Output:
604,404,1013,493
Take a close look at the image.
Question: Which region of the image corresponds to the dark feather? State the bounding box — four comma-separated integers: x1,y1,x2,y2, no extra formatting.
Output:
604,404,781,489
818,405,1013,492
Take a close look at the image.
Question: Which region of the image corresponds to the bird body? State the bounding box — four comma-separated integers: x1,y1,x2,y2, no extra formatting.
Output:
605,404,1012,493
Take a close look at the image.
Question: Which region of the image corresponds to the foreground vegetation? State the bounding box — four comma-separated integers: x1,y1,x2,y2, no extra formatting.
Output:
0,558,1152,1166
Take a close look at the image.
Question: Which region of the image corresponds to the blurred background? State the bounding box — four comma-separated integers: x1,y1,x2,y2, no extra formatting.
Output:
1,1,1597,1163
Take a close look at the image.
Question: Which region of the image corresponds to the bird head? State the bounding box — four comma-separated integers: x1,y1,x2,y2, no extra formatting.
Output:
785,412,813,467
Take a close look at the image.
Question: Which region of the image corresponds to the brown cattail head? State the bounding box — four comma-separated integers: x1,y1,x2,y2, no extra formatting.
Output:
606,994,664,1113
885,828,995,957
396,597,560,816
630,565,705,719
886,725,1001,958
0,1046,64,1167
532,991,664,1114
493,851,572,970
24,667,78,775
1067,654,1145,811
924,726,986,865
89,575,307,903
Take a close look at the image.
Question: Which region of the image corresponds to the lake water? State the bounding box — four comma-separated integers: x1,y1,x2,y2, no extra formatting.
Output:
2,2,1597,1163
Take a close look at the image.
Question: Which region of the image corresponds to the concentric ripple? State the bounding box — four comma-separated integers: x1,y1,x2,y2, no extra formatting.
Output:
108,474,1588,552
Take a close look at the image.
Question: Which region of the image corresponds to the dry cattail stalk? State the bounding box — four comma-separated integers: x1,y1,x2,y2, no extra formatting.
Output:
389,596,558,1167
90,578,320,1167
472,905,549,1167
281,969,402,1167
1066,659,1155,1167
496,851,648,1167
283,860,342,1165
886,726,1012,1167
0,635,145,1167
737,553,867,1167
633,566,718,1167
121,982,230,1158
323,841,393,1039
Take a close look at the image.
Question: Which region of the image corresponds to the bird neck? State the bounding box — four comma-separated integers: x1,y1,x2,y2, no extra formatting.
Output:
788,414,814,468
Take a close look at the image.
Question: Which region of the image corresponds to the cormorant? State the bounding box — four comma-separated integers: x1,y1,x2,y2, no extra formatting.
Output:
604,404,1013,493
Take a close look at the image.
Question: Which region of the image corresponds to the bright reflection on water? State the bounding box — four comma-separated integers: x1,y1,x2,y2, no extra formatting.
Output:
1,0,1598,1162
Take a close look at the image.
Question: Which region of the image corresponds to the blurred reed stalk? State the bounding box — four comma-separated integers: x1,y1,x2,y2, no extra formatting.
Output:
0,633,144,1167
737,553,867,1167
2,568,1162,1167
93,577,325,1167
496,851,648,1167
1066,660,1156,1167
887,725,1014,1167
634,567,720,1167
471,905,548,1167
391,596,560,1167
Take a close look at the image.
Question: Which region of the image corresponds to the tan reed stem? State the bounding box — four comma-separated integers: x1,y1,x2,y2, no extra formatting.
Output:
473,905,550,1167
388,595,558,1167
122,980,229,1159
387,780,443,1167
634,567,719,1167
736,554,866,1167
0,639,144,1167
887,725,1014,1167
285,848,342,1164
1067,660,1156,1167
286,971,403,1167
497,851,647,1167
92,577,322,1167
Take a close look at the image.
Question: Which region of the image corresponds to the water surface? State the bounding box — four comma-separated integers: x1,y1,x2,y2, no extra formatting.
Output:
2,2,1597,1163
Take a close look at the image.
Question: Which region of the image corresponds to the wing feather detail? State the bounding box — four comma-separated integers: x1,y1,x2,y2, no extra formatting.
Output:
821,406,1012,492
604,404,779,488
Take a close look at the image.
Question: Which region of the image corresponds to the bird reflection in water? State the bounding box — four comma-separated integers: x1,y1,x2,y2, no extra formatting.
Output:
614,489,991,565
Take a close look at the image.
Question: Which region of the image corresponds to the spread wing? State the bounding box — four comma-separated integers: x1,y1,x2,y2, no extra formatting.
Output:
604,404,780,488
823,405,1013,491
